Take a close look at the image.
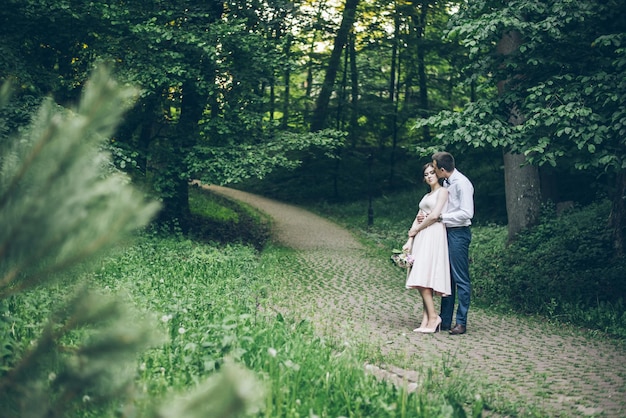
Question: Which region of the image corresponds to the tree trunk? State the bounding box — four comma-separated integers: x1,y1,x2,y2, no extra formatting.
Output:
610,170,626,256
304,2,325,127
496,30,542,242
310,0,360,132
281,35,292,129
503,152,542,240
158,78,203,233
336,42,349,129
348,33,359,147
415,2,430,142
388,10,400,190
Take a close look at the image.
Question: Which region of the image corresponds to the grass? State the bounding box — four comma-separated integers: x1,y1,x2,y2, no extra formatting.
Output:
7,188,624,417
6,232,493,416
123,236,499,416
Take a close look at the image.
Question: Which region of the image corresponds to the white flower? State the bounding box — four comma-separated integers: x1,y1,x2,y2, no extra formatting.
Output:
178,327,185,334
160,314,173,322
48,372,57,381
284,360,300,371
82,395,91,403
268,347,277,357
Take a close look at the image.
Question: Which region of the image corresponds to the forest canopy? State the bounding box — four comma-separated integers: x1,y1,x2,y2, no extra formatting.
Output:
0,0,624,248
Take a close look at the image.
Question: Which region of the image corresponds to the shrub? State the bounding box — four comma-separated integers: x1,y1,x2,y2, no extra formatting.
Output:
501,201,624,307
479,201,626,336
468,225,508,304
189,186,271,250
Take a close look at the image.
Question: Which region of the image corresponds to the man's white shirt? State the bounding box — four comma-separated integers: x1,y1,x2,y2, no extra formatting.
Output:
442,169,474,227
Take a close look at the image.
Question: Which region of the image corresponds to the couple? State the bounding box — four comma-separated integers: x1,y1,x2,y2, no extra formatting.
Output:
402,151,474,335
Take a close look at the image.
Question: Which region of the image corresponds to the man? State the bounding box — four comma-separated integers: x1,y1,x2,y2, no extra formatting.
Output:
432,151,474,335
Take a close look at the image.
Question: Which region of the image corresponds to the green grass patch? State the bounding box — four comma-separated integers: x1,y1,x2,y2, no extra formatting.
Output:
9,188,617,417
4,233,499,417
188,185,272,250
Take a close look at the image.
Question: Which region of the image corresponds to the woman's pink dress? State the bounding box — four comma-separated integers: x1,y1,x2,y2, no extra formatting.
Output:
405,188,451,296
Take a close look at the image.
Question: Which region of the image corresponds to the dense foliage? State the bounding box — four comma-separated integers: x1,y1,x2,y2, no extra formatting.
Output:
416,0,626,249
0,0,480,229
471,202,626,336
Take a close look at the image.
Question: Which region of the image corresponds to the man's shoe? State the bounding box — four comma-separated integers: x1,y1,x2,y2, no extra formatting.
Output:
449,324,466,335
441,324,451,331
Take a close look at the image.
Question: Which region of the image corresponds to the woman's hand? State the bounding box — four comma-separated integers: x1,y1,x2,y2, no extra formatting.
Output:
402,237,413,251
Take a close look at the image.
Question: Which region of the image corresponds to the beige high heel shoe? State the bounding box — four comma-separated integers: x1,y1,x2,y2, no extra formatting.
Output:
416,316,441,334
413,315,428,332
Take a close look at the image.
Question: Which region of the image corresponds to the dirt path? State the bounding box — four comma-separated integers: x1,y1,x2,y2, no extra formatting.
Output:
207,185,625,417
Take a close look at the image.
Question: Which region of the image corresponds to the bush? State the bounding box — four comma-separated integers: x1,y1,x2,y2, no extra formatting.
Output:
188,186,272,250
476,201,626,336
503,202,624,307
468,225,508,304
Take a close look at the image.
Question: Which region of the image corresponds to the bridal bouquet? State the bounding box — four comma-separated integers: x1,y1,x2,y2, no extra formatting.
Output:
390,249,414,269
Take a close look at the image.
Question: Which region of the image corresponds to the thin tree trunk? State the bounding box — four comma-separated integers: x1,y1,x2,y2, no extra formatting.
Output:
281,35,292,129
348,33,359,147
388,9,400,189
304,2,325,127
416,2,430,142
336,43,349,129
610,170,626,256
269,79,275,123
310,0,360,132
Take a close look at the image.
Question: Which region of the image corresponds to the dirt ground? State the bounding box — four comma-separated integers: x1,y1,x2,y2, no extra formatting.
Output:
206,184,626,417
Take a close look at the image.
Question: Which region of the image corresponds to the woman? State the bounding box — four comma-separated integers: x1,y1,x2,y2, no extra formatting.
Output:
403,163,451,333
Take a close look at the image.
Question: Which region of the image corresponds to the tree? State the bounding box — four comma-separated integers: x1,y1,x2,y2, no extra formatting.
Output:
416,0,626,251
310,0,361,132
496,30,542,240
1,0,488,220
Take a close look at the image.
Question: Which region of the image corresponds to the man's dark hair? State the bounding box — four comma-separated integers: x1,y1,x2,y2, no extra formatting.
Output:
432,151,455,172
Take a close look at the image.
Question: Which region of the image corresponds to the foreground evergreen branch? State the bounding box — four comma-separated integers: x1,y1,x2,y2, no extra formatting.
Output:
0,67,263,417
0,66,159,297
0,66,162,418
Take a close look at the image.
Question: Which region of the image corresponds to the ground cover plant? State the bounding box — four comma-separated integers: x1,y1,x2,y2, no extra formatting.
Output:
188,184,272,250
92,235,490,417
5,231,496,417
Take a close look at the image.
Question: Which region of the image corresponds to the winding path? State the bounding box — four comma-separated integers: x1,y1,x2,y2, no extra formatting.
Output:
207,184,625,417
